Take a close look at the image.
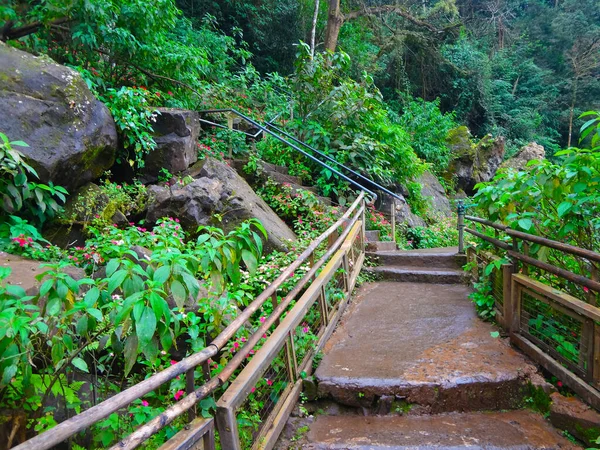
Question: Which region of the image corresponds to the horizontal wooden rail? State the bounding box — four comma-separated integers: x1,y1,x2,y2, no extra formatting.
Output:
216,220,364,449
15,193,366,450
465,228,511,250
463,210,600,412
508,251,600,293
465,215,508,231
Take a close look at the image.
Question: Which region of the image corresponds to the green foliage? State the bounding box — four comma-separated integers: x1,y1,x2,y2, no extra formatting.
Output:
392,96,458,173
405,217,459,249
99,87,159,169
286,43,426,204
579,111,600,151
473,147,600,252
0,133,68,226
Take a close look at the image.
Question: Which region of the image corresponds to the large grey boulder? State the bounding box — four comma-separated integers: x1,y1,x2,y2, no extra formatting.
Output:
445,127,505,195
146,158,297,252
417,171,452,218
378,192,426,228
500,142,545,171
141,108,200,181
0,42,117,191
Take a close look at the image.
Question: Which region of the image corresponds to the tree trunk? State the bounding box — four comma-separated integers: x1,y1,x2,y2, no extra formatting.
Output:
310,0,321,57
324,0,344,52
567,77,578,148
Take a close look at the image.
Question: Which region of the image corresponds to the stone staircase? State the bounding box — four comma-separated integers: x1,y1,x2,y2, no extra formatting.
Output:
275,246,576,449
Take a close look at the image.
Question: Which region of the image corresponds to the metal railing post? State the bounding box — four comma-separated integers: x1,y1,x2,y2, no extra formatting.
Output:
391,198,396,244
457,200,465,254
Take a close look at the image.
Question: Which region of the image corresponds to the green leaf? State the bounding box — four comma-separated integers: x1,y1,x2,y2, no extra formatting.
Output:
557,201,572,218
170,280,187,308
72,357,89,373
153,265,171,284
490,331,499,338
124,334,138,376
517,218,533,231
136,306,157,347
241,249,258,275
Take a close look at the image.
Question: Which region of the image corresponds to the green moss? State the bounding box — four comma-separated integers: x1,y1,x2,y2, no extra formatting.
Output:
575,423,600,445
523,382,551,414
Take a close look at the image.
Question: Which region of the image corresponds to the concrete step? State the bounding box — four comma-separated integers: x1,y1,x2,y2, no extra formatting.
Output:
367,246,466,270
299,411,575,449
265,170,303,186
364,230,380,242
260,161,289,175
366,265,468,284
315,282,538,414
366,241,396,252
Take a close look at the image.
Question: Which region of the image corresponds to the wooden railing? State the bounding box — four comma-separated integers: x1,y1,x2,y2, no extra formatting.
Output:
462,214,600,409
13,193,367,450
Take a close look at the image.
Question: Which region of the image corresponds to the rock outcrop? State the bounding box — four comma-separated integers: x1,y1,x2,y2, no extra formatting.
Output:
0,252,85,297
500,142,545,171
141,108,200,182
417,171,452,218
445,127,505,195
0,42,117,191
146,158,297,252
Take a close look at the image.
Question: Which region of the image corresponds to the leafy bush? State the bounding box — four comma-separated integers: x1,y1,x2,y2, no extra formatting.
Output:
0,133,68,226
405,217,459,249
99,87,159,169
392,96,458,174
283,43,426,206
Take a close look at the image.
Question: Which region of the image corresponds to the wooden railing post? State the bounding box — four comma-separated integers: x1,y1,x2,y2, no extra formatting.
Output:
457,200,465,254
502,263,514,332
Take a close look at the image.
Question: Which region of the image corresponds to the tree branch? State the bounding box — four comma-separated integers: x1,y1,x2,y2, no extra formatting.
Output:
344,5,440,33
1,17,71,42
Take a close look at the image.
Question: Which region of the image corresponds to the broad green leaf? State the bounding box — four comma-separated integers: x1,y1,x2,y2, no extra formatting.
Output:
170,280,187,308
136,306,157,347
72,357,89,373
517,218,533,231
241,249,258,275
557,201,572,218
124,334,138,376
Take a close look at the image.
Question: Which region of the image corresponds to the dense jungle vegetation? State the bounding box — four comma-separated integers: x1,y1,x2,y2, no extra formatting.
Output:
0,0,599,448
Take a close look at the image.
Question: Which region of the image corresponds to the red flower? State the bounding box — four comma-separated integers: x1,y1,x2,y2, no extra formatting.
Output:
174,390,185,400
557,381,563,388
168,91,173,96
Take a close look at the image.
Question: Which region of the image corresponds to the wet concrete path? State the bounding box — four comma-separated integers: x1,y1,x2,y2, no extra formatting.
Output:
277,248,577,449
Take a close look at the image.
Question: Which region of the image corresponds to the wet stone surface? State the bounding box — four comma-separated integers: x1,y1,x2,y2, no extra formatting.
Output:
315,281,537,412
301,410,577,449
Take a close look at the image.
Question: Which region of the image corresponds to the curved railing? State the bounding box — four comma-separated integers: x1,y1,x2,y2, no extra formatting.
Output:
459,208,600,410
14,193,367,450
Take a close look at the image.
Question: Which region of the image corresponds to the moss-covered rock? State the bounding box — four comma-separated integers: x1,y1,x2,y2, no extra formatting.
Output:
0,41,117,191
445,127,505,195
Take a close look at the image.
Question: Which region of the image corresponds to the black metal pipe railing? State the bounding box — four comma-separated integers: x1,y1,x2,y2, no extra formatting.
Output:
199,109,379,202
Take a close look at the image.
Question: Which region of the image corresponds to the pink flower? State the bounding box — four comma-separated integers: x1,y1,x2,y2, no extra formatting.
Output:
557,381,563,388
584,287,590,293
174,390,185,401
251,387,256,393
141,400,149,407
175,218,180,223
303,326,309,333
260,316,266,323
170,360,177,365
266,379,273,386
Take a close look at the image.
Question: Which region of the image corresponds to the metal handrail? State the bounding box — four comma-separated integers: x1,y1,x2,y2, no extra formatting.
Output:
198,109,380,202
